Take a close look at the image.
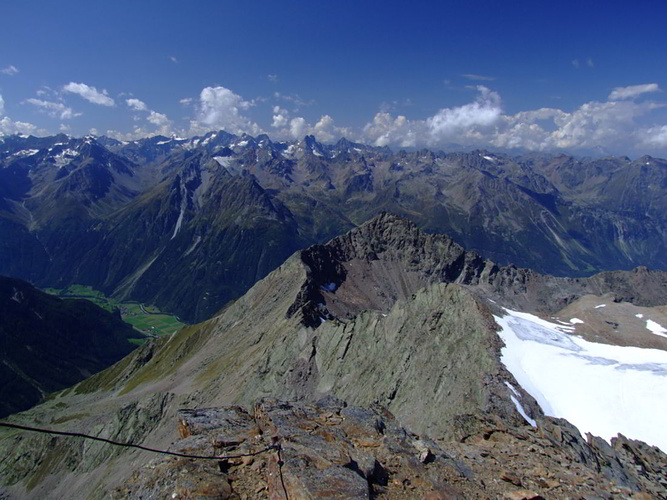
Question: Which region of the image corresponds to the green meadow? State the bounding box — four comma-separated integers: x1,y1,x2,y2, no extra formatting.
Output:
44,284,185,342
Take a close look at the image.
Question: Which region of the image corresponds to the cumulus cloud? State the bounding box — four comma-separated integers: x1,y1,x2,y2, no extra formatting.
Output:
362,86,502,147
271,106,289,128
190,85,261,135
608,83,660,101
63,82,115,106
59,123,71,132
25,98,81,120
268,114,351,142
147,110,170,128
126,98,148,111
0,116,37,136
289,117,307,139
641,125,667,148
426,86,502,143
0,94,40,136
1,65,19,76
357,83,667,154
180,97,193,106
124,97,171,135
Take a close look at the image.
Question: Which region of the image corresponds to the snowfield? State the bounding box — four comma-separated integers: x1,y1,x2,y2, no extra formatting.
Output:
495,308,667,452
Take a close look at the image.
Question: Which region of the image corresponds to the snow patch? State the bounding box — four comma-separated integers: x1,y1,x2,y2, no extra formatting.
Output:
156,139,172,145
52,148,79,168
594,304,607,309
646,320,667,339
510,395,537,427
505,381,536,426
11,149,39,158
481,155,496,162
635,313,644,319
569,318,584,324
495,307,667,452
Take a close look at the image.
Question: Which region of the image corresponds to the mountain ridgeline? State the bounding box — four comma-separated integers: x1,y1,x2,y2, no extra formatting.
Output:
1,213,666,498
1,131,666,322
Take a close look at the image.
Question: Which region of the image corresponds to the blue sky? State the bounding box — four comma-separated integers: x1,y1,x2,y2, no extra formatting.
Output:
2,0,667,155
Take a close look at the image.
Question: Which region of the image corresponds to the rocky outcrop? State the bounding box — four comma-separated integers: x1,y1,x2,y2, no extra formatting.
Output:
117,398,667,499
288,212,667,327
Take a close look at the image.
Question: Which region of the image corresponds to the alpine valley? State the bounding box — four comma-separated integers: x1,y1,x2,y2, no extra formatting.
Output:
2,132,667,499
1,131,666,323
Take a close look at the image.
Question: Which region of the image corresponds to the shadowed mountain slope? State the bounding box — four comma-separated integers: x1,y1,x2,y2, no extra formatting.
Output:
0,276,140,418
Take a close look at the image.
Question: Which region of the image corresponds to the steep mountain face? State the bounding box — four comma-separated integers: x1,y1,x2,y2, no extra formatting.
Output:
1,214,666,498
1,132,666,324
0,276,140,418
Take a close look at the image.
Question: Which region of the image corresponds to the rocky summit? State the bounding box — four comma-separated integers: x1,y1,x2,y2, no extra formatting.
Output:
0,213,666,498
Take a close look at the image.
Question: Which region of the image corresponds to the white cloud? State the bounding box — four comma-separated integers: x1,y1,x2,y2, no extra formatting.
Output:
362,86,502,148
147,111,171,134
358,83,667,154
59,123,71,132
587,58,595,68
289,117,306,139
0,65,19,76
274,92,314,110
268,74,279,83
25,98,81,120
180,97,193,106
170,56,178,63
190,85,261,135
0,116,37,136
271,114,350,142
63,82,115,106
0,94,4,116
460,73,495,81
641,125,667,148
572,59,580,68
426,86,502,143
126,98,148,111
271,106,289,128
124,97,171,135
608,83,660,101
89,128,99,136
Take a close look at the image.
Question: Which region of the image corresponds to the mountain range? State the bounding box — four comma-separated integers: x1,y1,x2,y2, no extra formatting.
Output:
1,131,666,323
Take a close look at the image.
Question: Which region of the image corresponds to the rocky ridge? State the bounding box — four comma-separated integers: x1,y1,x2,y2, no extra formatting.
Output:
117,398,667,499
1,213,667,498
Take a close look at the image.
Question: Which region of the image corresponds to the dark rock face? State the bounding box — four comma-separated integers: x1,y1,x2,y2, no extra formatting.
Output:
289,212,667,327
117,399,667,499
0,276,140,417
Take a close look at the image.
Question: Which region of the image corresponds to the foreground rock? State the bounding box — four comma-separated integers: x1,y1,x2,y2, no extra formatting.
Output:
116,399,667,499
